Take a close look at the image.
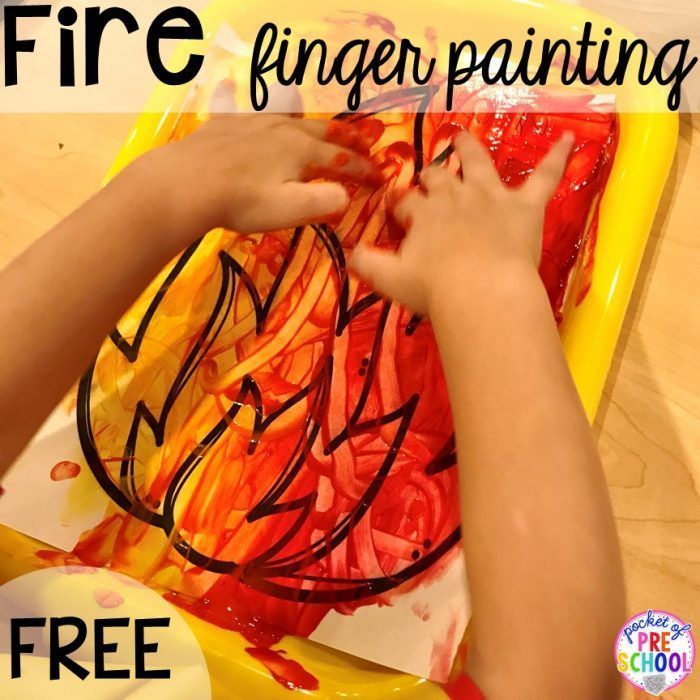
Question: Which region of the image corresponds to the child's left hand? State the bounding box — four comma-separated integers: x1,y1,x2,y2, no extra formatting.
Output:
123,114,383,245
0,113,383,472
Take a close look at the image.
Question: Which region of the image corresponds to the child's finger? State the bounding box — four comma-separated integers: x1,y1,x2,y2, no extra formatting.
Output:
272,182,350,228
521,132,575,205
349,245,407,303
235,182,350,233
453,131,501,191
301,142,383,187
392,189,424,229
420,166,455,194
294,118,375,155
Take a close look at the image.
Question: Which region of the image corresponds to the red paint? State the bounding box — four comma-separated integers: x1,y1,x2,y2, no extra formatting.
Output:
245,647,319,692
410,108,618,320
442,673,485,700
50,460,81,481
326,118,384,154
301,156,384,188
332,151,350,168
165,591,285,648
73,75,617,669
93,588,124,608
37,549,82,567
431,617,461,680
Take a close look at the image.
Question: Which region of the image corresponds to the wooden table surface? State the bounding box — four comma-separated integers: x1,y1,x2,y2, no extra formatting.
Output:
0,112,698,698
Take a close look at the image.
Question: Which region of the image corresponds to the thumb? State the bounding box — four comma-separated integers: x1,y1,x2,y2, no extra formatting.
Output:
349,245,420,311
232,182,349,232
273,182,350,228
521,131,575,205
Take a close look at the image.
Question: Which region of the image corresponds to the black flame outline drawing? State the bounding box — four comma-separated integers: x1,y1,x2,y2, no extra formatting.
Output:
77,86,461,604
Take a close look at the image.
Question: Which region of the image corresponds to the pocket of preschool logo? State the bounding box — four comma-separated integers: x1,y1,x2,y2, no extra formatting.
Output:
616,609,694,695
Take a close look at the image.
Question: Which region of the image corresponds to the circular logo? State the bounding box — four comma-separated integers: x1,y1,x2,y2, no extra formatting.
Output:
616,609,694,696
0,566,211,699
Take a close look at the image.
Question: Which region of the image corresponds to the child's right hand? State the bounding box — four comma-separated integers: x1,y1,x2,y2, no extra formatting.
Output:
349,131,574,316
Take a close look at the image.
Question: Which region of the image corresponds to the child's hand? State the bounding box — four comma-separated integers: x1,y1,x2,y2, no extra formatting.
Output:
349,131,574,316
127,114,382,241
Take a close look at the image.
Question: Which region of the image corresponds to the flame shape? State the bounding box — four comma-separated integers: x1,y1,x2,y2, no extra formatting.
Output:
74,85,616,630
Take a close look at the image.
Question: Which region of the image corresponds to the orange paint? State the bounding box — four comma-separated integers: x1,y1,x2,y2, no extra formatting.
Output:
36,549,97,574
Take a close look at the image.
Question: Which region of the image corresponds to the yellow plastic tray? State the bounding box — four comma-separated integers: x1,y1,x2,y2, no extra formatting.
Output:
0,0,677,697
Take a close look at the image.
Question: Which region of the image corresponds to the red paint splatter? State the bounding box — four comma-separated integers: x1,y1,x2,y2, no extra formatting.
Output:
442,673,485,700
431,617,461,680
245,647,319,692
93,588,124,608
165,590,285,648
363,11,397,36
50,461,81,481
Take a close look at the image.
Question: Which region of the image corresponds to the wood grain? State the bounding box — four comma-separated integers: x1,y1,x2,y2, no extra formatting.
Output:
595,112,700,700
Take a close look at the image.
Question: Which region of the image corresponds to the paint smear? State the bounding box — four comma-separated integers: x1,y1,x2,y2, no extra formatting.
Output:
165,591,285,648
245,647,319,692
74,100,617,640
50,461,81,481
411,602,431,621
431,617,460,681
442,673,485,700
